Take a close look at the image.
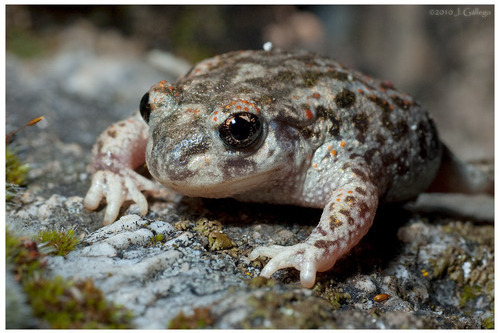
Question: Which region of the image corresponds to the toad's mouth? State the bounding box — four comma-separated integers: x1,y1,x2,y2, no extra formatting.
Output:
158,167,282,198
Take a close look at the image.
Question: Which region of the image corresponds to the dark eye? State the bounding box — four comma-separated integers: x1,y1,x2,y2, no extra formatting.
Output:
140,92,151,123
218,112,262,149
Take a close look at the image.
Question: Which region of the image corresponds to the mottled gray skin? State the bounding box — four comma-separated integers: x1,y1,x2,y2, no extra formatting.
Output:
85,49,445,288
146,50,441,202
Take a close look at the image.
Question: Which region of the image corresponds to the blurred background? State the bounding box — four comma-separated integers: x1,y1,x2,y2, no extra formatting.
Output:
6,5,494,160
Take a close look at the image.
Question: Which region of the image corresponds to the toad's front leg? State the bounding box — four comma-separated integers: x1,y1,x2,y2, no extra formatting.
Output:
84,113,158,225
249,169,378,288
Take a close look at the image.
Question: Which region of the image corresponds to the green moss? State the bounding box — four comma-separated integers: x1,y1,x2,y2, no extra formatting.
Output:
24,277,133,329
6,148,29,201
6,230,133,328
150,233,165,245
7,230,45,282
243,290,336,329
328,291,352,311
168,307,214,329
459,285,482,307
482,316,494,329
427,223,494,310
314,284,352,311
37,230,80,256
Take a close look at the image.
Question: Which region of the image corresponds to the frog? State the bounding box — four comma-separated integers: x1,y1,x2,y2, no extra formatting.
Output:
84,48,493,288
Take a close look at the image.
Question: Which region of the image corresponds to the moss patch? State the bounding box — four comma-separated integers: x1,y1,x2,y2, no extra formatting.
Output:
7,230,133,328
7,231,46,283
314,283,352,311
24,277,132,329
459,285,482,307
168,307,214,329
37,230,80,256
6,148,29,201
243,290,336,329
7,116,45,201
481,316,494,329
151,233,165,245
428,222,494,309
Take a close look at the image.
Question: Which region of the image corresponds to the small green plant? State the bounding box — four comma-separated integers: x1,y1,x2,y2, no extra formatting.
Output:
150,233,165,246
460,285,482,307
24,277,133,329
6,230,133,328
6,148,29,201
37,230,80,256
6,116,44,201
482,316,494,329
7,231,45,283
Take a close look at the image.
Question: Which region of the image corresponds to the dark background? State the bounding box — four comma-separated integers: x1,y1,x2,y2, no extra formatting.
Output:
6,5,494,160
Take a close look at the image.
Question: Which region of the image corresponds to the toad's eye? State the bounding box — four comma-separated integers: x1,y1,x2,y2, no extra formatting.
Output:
140,92,151,123
218,112,262,150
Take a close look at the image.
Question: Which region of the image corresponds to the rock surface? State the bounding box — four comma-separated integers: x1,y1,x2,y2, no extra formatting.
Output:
6,18,494,329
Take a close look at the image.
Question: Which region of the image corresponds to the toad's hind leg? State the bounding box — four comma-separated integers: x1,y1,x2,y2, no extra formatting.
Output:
250,168,378,288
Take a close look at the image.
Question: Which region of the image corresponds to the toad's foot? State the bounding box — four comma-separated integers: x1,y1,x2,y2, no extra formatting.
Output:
249,243,336,288
84,169,158,225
